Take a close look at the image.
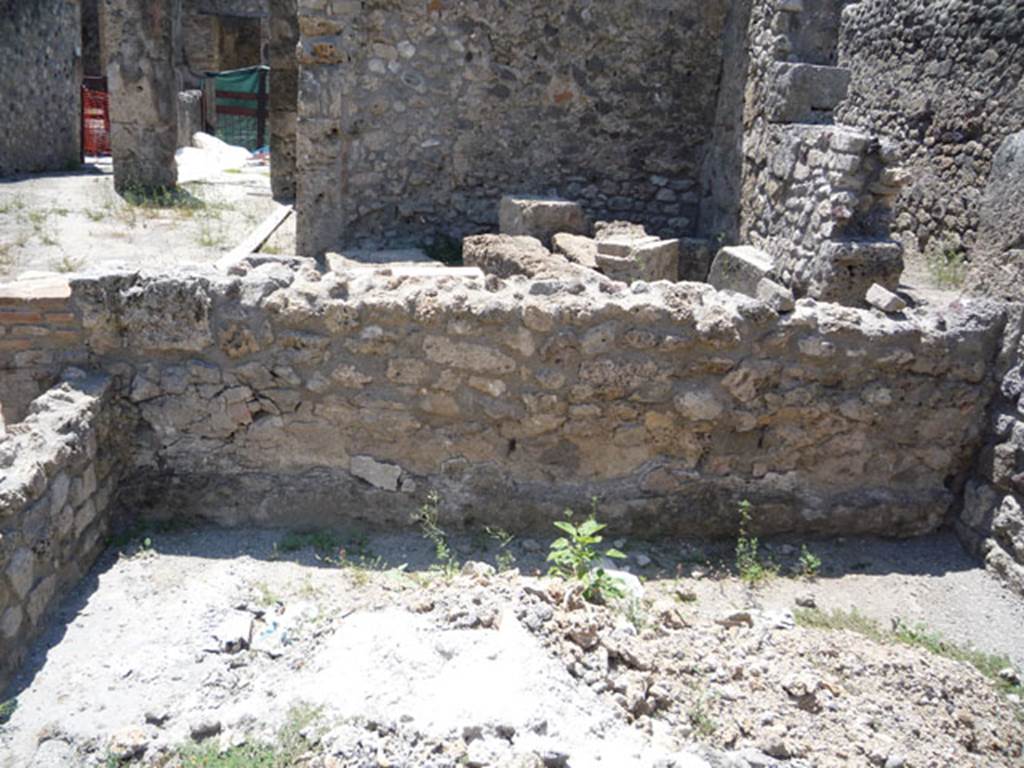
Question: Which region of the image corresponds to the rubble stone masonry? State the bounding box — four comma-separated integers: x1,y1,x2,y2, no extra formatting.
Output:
294,0,732,255
0,0,82,177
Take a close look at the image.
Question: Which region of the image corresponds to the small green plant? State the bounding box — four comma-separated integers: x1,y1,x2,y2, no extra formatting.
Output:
547,505,626,603
735,500,776,586
687,693,717,737
620,596,649,632
413,491,459,578
925,239,968,289
797,545,822,579
485,525,517,572
172,703,322,767
0,697,17,725
53,254,84,273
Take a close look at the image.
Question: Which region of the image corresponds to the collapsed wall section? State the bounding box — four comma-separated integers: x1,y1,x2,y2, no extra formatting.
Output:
294,0,731,256
837,0,1024,262
63,266,1004,538
0,372,135,691
0,0,82,177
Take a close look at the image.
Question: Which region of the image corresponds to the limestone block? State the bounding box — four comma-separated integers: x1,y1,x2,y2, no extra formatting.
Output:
632,239,680,283
350,456,402,492
756,278,796,313
708,246,774,297
463,234,598,283
499,196,587,247
597,235,659,258
552,233,598,269
866,284,907,314
5,548,35,600
766,62,851,123
807,240,903,305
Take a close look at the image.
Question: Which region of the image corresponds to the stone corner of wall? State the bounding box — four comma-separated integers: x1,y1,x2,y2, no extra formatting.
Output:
0,367,132,691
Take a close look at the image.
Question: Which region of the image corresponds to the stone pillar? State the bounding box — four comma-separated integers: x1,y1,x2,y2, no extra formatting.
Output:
104,0,181,192
269,0,298,201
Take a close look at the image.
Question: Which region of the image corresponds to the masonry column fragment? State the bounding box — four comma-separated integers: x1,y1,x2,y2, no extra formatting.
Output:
104,0,182,191
269,0,299,200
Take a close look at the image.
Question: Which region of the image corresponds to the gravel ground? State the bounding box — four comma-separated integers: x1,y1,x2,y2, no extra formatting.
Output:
0,159,277,281
0,526,1021,768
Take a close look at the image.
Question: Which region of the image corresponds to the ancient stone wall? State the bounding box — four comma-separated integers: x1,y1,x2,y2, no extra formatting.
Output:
836,0,1024,261
743,124,903,303
0,0,82,177
961,305,1024,596
0,371,135,691
0,278,87,426
47,264,1004,540
295,0,731,256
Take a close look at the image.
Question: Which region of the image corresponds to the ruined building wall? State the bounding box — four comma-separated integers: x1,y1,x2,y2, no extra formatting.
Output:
295,0,731,256
0,0,82,177
735,0,905,306
836,0,1024,262
0,372,135,690
45,266,1005,540
961,305,1024,596
181,0,269,75
268,0,298,200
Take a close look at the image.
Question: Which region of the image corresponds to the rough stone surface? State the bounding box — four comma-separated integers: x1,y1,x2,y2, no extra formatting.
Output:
294,0,731,255
742,124,905,303
105,0,182,191
837,0,1024,261
959,304,1024,595
23,266,1003,544
756,278,795,314
552,234,599,270
965,130,1024,301
765,62,850,124
499,197,587,248
463,235,600,284
0,371,134,690
268,0,298,200
0,0,82,176
707,246,773,298
866,284,907,314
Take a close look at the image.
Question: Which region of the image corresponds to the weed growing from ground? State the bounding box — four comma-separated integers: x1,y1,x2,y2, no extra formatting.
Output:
795,608,1024,701
485,525,517,572
687,692,718,737
735,500,776,586
170,703,323,767
620,596,649,632
797,545,822,579
925,239,969,289
547,505,626,603
413,491,459,578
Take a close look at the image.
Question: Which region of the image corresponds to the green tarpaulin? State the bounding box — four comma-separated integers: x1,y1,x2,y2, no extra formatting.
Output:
213,65,267,151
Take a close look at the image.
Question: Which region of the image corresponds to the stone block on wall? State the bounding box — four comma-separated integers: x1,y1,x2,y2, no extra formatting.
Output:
765,62,851,123
498,196,588,248
707,246,774,297
806,239,903,305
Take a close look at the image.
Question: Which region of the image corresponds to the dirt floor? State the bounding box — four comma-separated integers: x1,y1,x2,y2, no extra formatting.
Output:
0,158,278,281
1,524,1021,768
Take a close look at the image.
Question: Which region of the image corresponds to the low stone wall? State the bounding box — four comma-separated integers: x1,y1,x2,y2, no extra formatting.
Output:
0,277,86,425
960,305,1024,596
0,371,134,690
55,264,1005,539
